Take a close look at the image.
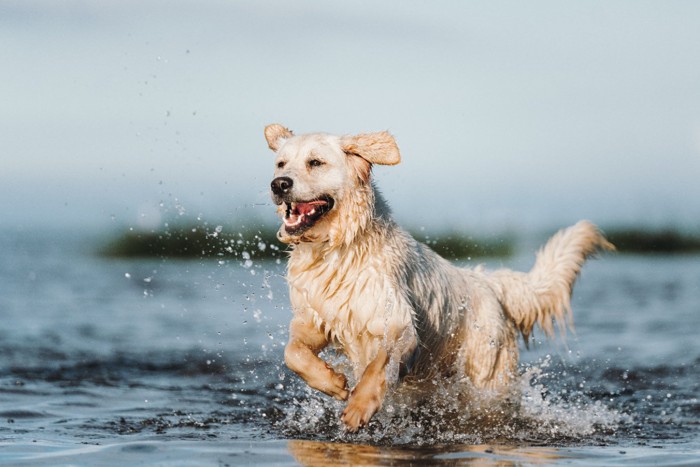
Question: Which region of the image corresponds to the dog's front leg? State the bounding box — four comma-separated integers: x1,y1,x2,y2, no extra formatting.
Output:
284,314,349,401
340,348,389,431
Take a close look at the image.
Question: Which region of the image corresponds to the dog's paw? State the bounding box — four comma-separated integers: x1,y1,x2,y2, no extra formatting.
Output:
340,395,380,432
325,370,349,401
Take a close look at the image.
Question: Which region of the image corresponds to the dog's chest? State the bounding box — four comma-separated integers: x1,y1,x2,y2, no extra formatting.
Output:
287,249,408,352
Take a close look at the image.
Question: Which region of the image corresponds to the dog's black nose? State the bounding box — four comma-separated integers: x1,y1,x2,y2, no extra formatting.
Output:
271,176,293,196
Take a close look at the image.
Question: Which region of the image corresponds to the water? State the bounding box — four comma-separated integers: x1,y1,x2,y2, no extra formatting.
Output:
0,227,698,465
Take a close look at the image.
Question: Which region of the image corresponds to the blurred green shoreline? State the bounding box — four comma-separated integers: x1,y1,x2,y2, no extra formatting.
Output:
99,223,514,260
99,223,700,260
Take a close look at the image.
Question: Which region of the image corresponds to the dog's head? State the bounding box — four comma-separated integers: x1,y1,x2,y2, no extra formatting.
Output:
264,124,400,245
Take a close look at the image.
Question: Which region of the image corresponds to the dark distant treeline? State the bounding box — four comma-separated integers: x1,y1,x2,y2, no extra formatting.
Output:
100,224,514,260
100,223,700,260
100,225,284,260
604,228,700,255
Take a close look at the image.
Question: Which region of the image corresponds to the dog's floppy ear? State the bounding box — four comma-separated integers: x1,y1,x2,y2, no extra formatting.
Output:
264,124,294,152
341,131,401,166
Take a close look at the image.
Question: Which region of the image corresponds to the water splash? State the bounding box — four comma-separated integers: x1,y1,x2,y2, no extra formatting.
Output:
277,355,624,447
516,362,624,440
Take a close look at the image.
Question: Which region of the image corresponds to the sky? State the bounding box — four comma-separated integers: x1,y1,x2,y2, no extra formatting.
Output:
2,0,700,233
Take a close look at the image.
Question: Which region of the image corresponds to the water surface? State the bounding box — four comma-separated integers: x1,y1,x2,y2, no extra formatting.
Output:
0,228,698,465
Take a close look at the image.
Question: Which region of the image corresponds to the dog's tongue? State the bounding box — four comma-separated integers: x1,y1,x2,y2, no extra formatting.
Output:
295,200,327,216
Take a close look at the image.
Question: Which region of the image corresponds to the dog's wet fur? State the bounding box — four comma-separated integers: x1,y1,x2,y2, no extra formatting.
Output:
264,124,614,431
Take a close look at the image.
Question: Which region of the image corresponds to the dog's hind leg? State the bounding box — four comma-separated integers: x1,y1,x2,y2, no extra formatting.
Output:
459,300,519,390
462,338,518,390
284,312,349,401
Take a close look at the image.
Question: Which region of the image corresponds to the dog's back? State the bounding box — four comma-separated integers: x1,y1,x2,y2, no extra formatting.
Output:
374,219,613,388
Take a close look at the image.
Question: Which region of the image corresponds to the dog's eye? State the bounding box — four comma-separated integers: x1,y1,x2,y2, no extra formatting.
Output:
277,161,286,169
308,159,324,168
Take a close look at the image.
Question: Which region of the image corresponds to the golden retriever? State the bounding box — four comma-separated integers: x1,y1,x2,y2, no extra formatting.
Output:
264,124,613,431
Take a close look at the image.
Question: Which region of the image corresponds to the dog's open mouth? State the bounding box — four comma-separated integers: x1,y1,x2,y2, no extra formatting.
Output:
283,196,335,234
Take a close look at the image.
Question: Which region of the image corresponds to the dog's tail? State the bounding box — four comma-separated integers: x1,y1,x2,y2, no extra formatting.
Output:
489,221,614,344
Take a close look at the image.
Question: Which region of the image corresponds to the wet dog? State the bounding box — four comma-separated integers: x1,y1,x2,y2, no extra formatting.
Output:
264,124,613,431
